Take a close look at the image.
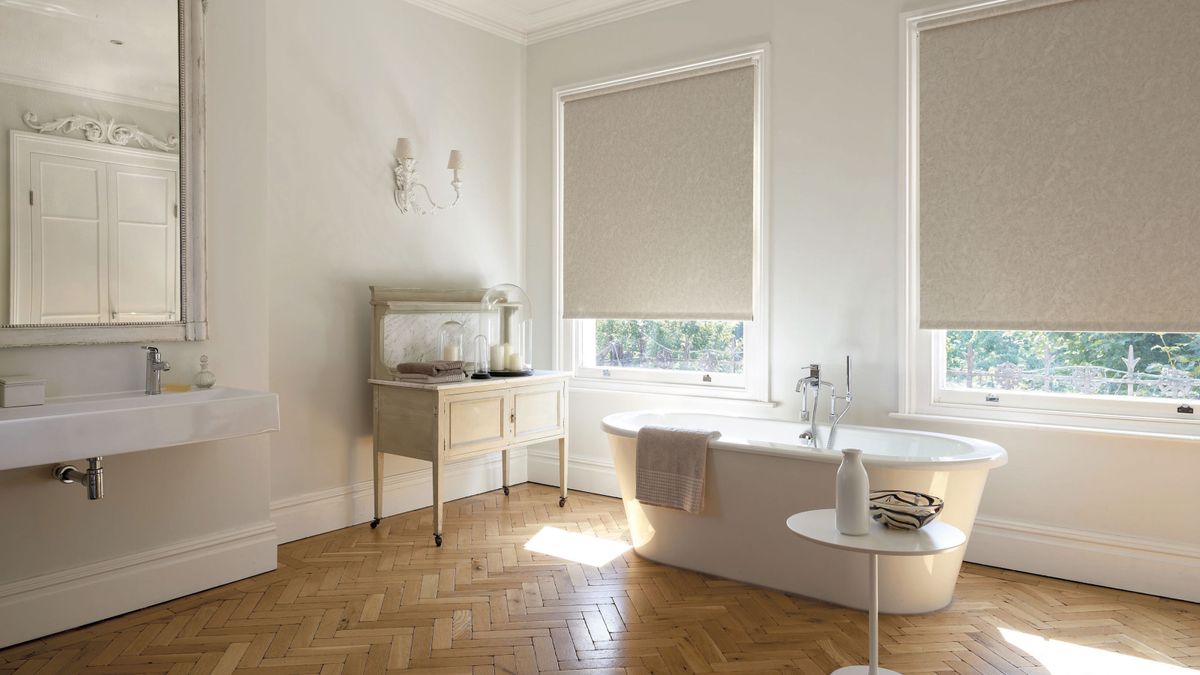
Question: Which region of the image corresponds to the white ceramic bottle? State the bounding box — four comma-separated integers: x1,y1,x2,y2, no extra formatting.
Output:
836,448,869,535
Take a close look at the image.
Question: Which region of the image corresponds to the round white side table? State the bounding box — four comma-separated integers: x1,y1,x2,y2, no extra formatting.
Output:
785,509,966,675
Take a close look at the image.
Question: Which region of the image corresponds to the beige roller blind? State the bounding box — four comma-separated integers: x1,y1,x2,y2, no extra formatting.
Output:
919,0,1200,332
562,60,757,320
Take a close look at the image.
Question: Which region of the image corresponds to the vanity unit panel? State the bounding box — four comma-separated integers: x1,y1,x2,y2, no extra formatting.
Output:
510,381,565,445
443,389,509,459
373,385,437,463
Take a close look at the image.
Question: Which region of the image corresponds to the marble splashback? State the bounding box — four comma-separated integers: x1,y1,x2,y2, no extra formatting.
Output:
382,311,483,369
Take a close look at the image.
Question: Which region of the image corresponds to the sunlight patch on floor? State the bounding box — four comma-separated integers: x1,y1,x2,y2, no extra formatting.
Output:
524,526,631,566
999,627,1191,674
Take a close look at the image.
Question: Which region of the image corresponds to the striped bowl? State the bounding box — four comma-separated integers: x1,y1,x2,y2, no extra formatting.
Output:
869,490,944,530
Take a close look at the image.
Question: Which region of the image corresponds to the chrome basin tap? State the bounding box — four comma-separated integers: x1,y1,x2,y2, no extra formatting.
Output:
143,346,170,395
795,356,853,448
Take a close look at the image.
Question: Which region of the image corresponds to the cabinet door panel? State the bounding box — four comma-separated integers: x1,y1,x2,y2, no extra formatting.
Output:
30,154,108,323
511,382,565,445
445,391,507,458
110,165,179,322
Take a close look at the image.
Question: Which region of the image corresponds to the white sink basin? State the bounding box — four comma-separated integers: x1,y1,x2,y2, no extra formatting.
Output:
0,387,279,471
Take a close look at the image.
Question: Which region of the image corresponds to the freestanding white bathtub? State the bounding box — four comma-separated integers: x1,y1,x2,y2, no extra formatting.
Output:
603,411,1007,614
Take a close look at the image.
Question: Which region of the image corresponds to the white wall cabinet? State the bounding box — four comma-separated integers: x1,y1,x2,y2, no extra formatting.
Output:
10,132,179,325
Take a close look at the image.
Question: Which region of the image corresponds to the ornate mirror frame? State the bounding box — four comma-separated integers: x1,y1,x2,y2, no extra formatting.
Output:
0,0,207,348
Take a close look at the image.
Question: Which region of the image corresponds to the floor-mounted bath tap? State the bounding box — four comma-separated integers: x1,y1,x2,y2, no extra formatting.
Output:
53,457,104,500
143,346,170,395
796,356,853,448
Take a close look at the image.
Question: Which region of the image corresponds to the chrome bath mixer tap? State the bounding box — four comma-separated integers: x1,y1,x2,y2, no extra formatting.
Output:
796,355,853,448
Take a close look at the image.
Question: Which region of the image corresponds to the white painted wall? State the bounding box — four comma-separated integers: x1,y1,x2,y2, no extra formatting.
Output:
523,0,1200,599
0,0,274,646
262,0,526,536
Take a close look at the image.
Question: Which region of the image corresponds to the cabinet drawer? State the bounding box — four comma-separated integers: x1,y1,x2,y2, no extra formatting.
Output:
511,382,565,444
445,391,507,458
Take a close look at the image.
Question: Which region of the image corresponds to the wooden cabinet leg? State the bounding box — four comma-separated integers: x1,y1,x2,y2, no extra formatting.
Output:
558,436,568,507
432,453,444,546
501,448,511,495
370,450,383,528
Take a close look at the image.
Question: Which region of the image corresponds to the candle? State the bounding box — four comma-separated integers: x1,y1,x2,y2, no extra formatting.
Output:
442,344,460,361
506,352,524,372
490,344,507,371
394,137,413,159
446,149,464,170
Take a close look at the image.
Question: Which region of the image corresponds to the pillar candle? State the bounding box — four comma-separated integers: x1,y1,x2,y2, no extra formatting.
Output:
490,344,508,371
442,344,460,361
506,352,524,372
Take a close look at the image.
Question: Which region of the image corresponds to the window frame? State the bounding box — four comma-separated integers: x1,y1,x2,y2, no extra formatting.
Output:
551,46,771,402
898,4,1199,436
570,317,767,401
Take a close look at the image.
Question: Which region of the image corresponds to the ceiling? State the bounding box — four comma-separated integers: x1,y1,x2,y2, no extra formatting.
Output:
0,0,178,111
405,0,695,43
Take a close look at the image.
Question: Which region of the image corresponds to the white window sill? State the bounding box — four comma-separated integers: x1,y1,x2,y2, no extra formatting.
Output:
569,377,777,407
891,410,1199,443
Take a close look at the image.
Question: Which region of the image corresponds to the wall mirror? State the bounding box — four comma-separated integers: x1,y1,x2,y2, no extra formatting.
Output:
0,0,205,347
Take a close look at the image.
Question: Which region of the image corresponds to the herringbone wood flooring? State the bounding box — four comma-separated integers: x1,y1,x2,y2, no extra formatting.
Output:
2,484,1198,674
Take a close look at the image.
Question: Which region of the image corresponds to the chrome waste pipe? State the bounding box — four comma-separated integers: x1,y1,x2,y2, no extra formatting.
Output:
52,456,104,500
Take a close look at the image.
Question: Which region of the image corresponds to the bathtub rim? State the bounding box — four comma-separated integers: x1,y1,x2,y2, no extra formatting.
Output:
602,409,1008,470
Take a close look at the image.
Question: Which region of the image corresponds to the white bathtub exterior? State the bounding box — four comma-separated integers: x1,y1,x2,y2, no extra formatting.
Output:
604,411,1007,614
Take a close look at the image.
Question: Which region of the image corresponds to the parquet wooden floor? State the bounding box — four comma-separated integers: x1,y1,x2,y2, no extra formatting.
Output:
2,484,1198,674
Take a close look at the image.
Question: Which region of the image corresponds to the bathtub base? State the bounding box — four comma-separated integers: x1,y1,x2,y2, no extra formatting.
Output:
609,433,992,615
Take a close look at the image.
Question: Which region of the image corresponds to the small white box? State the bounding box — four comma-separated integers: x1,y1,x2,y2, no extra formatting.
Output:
0,375,46,407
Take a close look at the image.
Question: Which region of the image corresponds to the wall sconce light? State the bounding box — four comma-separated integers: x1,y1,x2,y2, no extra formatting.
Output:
393,137,463,214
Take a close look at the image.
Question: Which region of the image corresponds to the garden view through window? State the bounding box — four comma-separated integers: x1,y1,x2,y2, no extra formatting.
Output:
592,319,744,374
944,331,1200,400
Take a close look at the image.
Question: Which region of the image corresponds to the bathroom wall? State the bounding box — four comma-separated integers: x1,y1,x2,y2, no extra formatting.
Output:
262,0,527,540
523,0,1200,599
0,0,273,646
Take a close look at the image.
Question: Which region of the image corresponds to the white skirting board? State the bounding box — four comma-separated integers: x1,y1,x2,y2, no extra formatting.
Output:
0,521,277,649
271,449,529,544
967,516,1200,603
526,448,619,497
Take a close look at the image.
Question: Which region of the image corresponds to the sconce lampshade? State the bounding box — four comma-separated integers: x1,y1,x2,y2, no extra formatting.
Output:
394,137,414,159
447,150,464,170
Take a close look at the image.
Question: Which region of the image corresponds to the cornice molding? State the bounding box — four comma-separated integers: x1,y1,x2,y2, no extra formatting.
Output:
527,0,693,43
0,72,178,113
405,0,694,45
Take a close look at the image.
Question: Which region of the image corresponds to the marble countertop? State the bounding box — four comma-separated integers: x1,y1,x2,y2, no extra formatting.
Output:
369,370,570,390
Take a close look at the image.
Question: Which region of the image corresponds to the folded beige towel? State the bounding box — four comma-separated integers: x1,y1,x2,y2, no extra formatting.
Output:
635,425,719,514
393,372,466,384
395,360,463,376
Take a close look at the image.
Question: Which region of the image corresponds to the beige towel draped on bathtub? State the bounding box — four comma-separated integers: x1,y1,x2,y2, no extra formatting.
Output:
635,426,720,514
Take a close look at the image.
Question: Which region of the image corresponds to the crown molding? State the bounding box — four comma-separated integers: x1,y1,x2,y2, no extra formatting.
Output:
405,0,528,43
527,0,693,43
0,72,178,113
405,0,695,45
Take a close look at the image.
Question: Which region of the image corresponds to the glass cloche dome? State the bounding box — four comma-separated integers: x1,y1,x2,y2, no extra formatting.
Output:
480,283,533,376
437,320,464,362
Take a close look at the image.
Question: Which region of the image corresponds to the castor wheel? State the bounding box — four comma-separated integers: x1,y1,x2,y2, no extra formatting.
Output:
559,496,567,507
503,486,510,496
434,534,443,547
369,518,380,529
